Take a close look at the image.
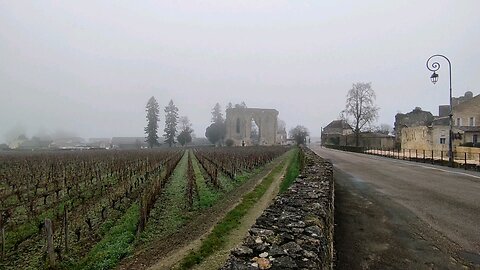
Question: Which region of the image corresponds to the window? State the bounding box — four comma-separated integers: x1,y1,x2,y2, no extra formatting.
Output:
456,118,461,126
440,138,446,144
470,117,475,126
236,118,241,133
474,134,478,145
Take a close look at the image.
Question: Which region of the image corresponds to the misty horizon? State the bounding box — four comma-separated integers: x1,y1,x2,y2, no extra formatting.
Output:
2,1,479,144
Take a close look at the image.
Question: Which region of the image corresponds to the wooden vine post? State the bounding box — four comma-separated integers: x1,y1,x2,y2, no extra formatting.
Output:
45,218,55,267
63,208,68,253
1,214,4,259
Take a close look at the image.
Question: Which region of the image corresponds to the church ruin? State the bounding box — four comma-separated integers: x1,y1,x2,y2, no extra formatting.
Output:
225,108,279,146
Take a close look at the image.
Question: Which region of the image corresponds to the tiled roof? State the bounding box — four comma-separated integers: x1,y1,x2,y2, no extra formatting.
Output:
325,120,352,129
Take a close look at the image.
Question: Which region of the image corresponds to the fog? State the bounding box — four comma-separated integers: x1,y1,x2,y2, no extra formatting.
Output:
1,1,479,143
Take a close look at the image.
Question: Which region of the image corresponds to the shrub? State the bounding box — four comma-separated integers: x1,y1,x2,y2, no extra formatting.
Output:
225,139,234,147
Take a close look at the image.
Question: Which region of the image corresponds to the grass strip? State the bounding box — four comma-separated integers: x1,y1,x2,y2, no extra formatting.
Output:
138,151,189,243
74,203,140,270
179,149,294,269
279,147,302,193
190,152,221,209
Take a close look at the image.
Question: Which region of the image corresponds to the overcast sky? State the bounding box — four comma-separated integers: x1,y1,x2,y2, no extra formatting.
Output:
1,1,479,143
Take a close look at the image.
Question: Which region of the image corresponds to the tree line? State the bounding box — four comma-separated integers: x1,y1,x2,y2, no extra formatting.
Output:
144,98,249,148
145,97,193,148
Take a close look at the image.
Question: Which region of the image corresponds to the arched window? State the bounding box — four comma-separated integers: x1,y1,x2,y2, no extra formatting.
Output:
236,118,241,134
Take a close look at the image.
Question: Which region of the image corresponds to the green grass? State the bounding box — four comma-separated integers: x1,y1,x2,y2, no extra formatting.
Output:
179,150,294,269
279,147,302,193
5,201,67,253
190,151,264,210
138,151,190,243
74,203,140,270
4,171,126,255
190,152,221,209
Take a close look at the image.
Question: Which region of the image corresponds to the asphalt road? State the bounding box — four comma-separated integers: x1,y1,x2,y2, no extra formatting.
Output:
310,145,480,269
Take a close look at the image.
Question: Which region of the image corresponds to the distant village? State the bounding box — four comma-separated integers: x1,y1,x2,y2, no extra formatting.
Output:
321,91,480,155
0,136,217,151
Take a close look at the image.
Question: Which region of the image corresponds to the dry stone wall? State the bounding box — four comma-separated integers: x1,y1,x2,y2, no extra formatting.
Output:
221,147,334,270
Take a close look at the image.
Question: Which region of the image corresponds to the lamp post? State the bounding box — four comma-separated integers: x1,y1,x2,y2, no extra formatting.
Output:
426,54,453,167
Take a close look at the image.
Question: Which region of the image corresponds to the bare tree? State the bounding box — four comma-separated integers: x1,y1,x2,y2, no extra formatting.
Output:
235,101,247,109
179,116,192,131
375,123,392,135
342,82,379,146
289,125,309,145
177,116,193,146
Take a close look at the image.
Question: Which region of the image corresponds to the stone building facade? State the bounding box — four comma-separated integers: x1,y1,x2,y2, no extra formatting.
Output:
452,91,475,107
321,120,353,145
321,120,395,148
400,92,480,151
394,107,434,146
225,108,279,146
452,94,480,145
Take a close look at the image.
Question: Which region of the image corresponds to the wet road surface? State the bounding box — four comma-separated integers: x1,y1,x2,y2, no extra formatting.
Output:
310,146,480,269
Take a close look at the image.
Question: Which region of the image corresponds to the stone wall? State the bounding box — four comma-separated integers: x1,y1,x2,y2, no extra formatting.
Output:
221,148,334,270
401,126,465,152
394,108,434,146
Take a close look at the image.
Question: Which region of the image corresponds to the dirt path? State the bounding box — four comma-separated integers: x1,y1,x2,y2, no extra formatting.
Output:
117,152,289,270
188,158,289,270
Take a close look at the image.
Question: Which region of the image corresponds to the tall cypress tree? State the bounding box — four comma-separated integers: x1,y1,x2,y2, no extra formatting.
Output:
164,100,179,147
211,103,224,124
145,96,160,148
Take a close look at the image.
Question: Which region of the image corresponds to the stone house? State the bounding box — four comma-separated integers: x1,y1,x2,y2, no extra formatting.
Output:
88,138,112,149
50,137,86,149
321,120,353,145
321,120,394,148
394,107,434,147
400,125,458,152
400,92,480,151
452,91,475,107
111,137,148,149
8,135,52,150
451,94,480,145
276,125,288,145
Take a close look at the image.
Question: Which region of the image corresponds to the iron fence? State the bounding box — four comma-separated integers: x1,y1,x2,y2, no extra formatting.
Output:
324,145,480,171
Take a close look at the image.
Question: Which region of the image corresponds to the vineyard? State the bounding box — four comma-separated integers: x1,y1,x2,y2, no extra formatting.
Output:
0,146,289,269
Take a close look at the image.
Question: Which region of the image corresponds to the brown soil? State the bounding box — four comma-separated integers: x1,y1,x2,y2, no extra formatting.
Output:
116,154,288,270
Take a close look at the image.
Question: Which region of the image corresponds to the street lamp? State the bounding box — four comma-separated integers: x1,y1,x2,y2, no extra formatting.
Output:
430,72,438,84
426,54,453,167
